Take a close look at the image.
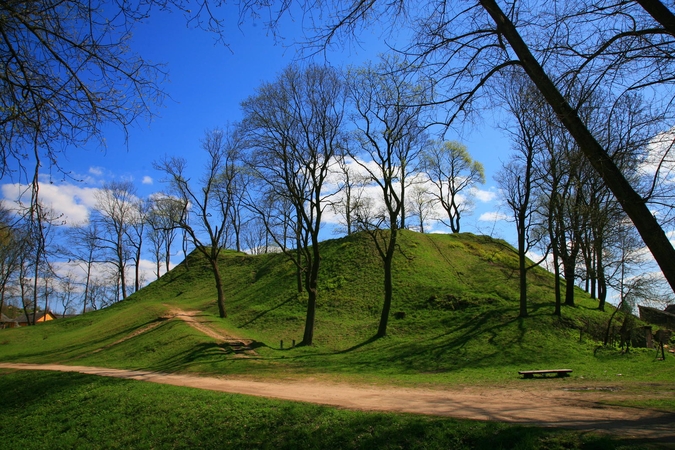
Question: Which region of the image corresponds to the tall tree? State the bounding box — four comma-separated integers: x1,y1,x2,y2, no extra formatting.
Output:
63,222,103,314
0,206,26,318
406,183,435,234
155,128,241,318
242,64,346,345
422,141,485,233
146,196,183,279
126,198,148,293
274,0,675,296
497,74,546,318
330,151,367,236
346,56,430,338
94,181,138,301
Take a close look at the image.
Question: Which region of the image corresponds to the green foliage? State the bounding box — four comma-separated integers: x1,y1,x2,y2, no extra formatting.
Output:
0,370,628,449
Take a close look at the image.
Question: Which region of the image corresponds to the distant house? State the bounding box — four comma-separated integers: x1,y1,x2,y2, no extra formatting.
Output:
12,310,58,327
638,305,675,330
0,313,18,329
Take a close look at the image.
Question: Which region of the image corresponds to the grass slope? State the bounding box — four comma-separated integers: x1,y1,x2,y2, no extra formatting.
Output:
0,230,672,386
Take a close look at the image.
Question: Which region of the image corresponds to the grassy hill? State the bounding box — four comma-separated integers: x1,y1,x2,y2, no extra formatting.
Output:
0,230,670,385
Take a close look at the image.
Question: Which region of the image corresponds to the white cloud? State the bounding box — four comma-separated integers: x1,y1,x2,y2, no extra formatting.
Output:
2,182,99,226
640,129,675,179
142,176,153,185
89,166,104,176
479,211,509,222
472,187,497,203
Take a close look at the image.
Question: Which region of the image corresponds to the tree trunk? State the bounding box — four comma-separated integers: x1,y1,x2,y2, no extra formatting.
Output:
563,254,577,307
480,0,675,296
553,251,562,316
135,246,141,293
301,251,320,346
302,264,318,345
636,0,675,36
210,258,227,318
598,272,607,312
517,230,528,318
377,229,397,338
548,192,562,316
375,229,398,338
517,197,529,318
302,284,317,346
595,232,607,311
82,261,92,315
296,266,303,293
450,200,461,233
377,254,394,337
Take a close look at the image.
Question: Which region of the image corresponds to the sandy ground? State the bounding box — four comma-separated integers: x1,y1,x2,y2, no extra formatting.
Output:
1,361,674,446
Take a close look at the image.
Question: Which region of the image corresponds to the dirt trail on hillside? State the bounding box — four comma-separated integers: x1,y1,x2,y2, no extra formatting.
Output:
164,307,257,355
1,363,673,446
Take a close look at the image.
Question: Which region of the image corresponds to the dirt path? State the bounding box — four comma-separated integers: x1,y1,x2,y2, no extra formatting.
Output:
1,362,673,445
164,307,257,355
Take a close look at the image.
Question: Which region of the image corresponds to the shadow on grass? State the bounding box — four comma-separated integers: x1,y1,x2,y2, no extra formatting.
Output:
338,335,382,353
0,370,632,449
0,370,119,410
0,318,167,364
278,305,585,375
238,296,296,328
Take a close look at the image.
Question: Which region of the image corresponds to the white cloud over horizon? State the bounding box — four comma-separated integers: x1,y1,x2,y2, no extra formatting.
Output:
2,182,99,226
89,166,104,176
479,211,508,222
472,187,497,203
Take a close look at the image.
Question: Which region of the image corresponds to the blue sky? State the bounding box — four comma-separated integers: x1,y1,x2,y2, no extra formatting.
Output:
3,5,514,240
4,4,669,310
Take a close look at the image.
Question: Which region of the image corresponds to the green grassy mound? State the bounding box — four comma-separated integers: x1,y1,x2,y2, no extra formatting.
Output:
0,231,672,385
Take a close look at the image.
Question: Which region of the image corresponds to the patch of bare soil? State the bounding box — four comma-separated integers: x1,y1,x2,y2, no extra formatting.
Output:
0,362,673,447
164,307,257,355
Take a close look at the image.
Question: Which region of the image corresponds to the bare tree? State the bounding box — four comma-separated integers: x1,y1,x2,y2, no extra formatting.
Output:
422,141,485,233
242,216,273,255
247,189,305,292
0,1,168,177
94,181,139,301
146,195,183,278
406,183,436,234
0,205,26,317
126,198,148,293
63,222,103,314
155,128,241,318
264,0,675,296
497,76,546,318
330,151,368,236
57,273,79,317
241,64,346,345
346,56,431,338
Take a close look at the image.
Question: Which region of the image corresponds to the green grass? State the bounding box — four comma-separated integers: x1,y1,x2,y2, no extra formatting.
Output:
0,231,673,387
0,369,634,450
0,231,673,447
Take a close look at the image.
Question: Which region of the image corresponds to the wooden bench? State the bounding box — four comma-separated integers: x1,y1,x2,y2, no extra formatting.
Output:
518,369,572,378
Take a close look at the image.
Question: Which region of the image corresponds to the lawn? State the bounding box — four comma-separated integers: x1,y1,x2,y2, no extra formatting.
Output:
0,369,634,450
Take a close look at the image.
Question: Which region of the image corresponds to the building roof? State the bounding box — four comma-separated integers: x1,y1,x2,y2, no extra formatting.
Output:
14,310,56,324
0,313,17,323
